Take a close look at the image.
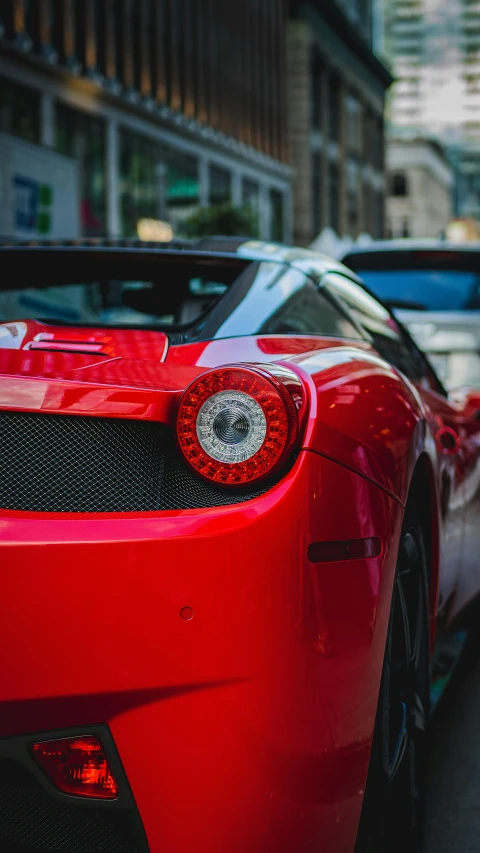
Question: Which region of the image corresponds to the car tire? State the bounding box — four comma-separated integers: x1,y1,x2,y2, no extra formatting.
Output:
355,501,431,853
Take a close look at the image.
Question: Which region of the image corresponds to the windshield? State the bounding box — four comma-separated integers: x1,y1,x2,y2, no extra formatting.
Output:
355,269,480,312
0,276,231,327
0,252,244,328
0,251,363,343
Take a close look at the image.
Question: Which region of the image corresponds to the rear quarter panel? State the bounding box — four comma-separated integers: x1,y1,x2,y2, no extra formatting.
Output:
287,346,431,504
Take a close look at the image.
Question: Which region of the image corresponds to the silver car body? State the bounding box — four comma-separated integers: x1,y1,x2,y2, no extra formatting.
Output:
341,241,480,391
394,308,480,390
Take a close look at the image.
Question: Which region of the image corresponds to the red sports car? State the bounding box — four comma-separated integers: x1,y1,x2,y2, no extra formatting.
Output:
1,238,480,853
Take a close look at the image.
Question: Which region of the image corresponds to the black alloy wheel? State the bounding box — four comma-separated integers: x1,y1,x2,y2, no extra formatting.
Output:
355,502,430,853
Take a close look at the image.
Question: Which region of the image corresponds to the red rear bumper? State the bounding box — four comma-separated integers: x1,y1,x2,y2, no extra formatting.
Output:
0,449,402,853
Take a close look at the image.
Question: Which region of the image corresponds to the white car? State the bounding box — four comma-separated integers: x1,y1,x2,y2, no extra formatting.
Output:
342,241,480,390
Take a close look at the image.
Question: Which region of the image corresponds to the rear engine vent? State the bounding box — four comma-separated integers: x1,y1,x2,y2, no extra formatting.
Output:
27,342,112,356
0,411,268,512
27,333,113,357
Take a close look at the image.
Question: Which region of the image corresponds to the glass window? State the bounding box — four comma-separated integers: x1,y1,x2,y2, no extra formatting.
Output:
56,103,106,236
119,131,200,238
242,178,259,213
346,158,359,236
373,191,383,238
1,255,361,345
196,264,363,342
350,269,480,312
324,273,425,381
209,165,231,205
329,164,339,234
269,189,284,241
0,253,243,326
242,178,260,236
158,144,200,236
391,172,408,196
345,93,361,152
312,152,322,236
373,118,384,170
311,53,323,130
257,276,359,338
328,78,340,143
119,130,157,237
0,78,40,143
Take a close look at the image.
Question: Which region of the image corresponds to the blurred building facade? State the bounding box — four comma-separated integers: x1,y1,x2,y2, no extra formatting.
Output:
0,0,292,241
383,0,480,225
335,0,375,46
386,137,453,238
287,0,392,247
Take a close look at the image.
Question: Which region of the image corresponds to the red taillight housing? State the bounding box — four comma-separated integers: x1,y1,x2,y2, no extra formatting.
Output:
31,735,118,799
177,366,299,485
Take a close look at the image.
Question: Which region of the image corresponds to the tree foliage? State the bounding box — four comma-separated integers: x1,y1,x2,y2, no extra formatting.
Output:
183,203,259,238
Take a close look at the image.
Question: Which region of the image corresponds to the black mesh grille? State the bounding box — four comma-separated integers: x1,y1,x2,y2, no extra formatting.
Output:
0,411,268,512
0,761,136,853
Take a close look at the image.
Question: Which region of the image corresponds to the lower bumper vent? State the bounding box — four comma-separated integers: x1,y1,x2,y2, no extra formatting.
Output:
0,411,268,513
0,761,137,853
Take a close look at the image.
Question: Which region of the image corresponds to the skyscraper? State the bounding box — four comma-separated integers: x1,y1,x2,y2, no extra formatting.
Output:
336,0,375,47
384,0,480,221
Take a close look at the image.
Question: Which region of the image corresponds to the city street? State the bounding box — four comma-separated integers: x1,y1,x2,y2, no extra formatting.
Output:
425,655,480,853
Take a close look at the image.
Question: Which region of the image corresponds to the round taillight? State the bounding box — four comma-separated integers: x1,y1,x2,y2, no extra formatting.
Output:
176,367,298,485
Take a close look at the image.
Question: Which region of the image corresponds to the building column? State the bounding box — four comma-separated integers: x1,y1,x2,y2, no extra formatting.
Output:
12,0,31,49
320,66,330,232
84,0,98,76
38,0,57,61
231,171,242,208
284,186,294,242
378,116,386,238
362,108,371,237
40,91,55,148
199,157,209,207
259,184,271,240
337,77,347,238
62,0,79,71
104,0,119,85
286,20,312,246
357,100,366,236
106,119,120,237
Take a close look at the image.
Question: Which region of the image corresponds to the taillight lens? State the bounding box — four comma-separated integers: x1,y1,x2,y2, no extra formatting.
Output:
31,735,118,799
177,367,298,485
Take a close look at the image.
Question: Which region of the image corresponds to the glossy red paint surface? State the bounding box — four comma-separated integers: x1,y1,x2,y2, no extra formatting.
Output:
0,451,401,853
0,319,169,360
2,319,480,852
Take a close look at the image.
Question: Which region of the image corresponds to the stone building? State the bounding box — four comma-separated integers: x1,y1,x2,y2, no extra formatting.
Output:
383,0,480,225
0,0,292,241
386,137,453,238
287,0,392,247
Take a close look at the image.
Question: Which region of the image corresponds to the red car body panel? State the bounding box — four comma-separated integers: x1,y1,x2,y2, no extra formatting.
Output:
1,306,480,852
1,447,401,853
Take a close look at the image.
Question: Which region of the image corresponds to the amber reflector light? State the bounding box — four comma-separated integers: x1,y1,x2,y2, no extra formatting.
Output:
31,735,118,799
308,537,382,563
